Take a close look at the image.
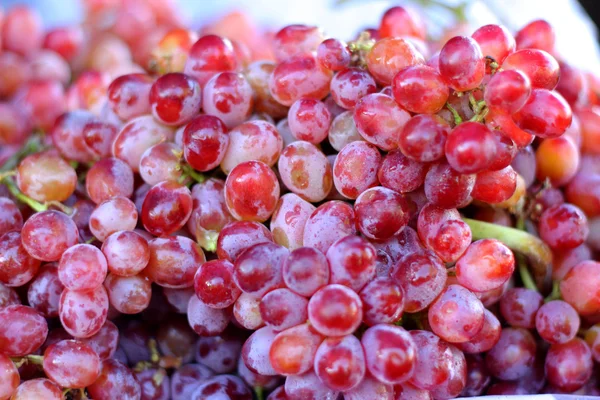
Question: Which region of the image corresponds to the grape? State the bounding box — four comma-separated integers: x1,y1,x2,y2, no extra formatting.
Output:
486,108,534,149
145,236,205,289
85,157,134,204
244,61,288,118
445,121,495,174
417,203,472,263
515,19,555,52
285,370,339,400
281,247,329,297
269,323,323,376
83,121,119,159
308,284,363,336
149,72,202,126
10,379,62,400
0,102,31,146
484,69,531,114
353,93,410,151
408,330,466,395
303,200,357,253
217,221,273,262
13,79,67,133
455,239,515,292
272,24,322,61
513,88,572,138
21,210,79,262
314,335,366,391
141,181,192,237
233,242,288,296
58,244,107,291
471,24,515,64
42,24,84,62
287,99,331,144
330,67,377,110
391,249,447,313
535,300,580,345
27,263,64,318
234,293,264,330
392,65,448,114
362,324,416,384
81,320,119,360
538,203,589,250
187,295,230,336
171,364,213,400
424,161,475,209
0,353,19,400
560,260,600,316
220,120,282,174
102,230,150,276
545,338,593,392
472,166,517,204
241,326,278,376
260,288,308,331
135,368,171,400
194,259,241,309
269,55,331,106
399,114,449,163
139,142,184,185
184,34,237,86
156,318,197,364
552,243,591,281
107,73,153,121
188,178,233,249
0,231,41,287
16,151,77,203
59,286,108,338
203,72,254,128
457,309,501,354
237,355,280,391
0,282,19,307
359,278,404,326
182,115,228,173
225,160,280,222
163,287,194,314
379,5,426,39
104,273,152,314
355,186,410,241
270,194,316,250
333,141,381,199
536,136,580,187
0,305,48,356
326,235,377,292
486,327,536,380
90,196,138,241
500,288,543,329
43,340,100,389
112,115,174,172
195,333,242,373
328,111,364,151
190,375,252,400
428,285,485,343
439,36,484,91
366,37,425,86
278,141,333,202
316,38,351,71
87,359,142,400
502,49,559,89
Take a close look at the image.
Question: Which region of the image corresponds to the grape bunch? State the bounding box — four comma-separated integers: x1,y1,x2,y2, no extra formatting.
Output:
1,0,600,399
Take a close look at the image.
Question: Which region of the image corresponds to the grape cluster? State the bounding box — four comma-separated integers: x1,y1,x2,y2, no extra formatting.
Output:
0,1,600,399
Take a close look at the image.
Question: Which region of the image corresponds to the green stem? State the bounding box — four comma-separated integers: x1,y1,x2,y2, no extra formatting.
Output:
46,201,73,215
446,103,463,125
468,92,480,113
0,134,44,172
2,177,47,212
181,164,206,184
517,254,538,292
463,218,552,291
12,354,44,367
254,386,264,400
544,281,561,302
198,230,219,253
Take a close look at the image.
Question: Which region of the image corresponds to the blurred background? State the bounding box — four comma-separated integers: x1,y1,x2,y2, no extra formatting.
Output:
2,0,600,71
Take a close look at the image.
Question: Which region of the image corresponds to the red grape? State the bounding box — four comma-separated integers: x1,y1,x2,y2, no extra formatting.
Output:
484,69,531,113
43,339,101,389
502,49,559,89
471,24,515,64
233,242,288,297
560,260,600,316
141,181,192,237
308,284,363,336
0,305,48,356
515,19,555,53
269,323,323,376
184,34,238,87
260,288,308,331
270,194,316,250
85,157,134,204
545,338,593,392
457,309,501,354
183,114,229,172
194,259,241,309
21,210,78,262
187,295,230,336
145,235,205,289
216,221,273,262
366,37,425,86
107,73,153,121
87,359,142,400
101,230,150,276
353,93,410,151
203,72,254,128
0,231,41,287
330,67,377,110
59,244,107,291
456,239,515,292
59,286,109,338
90,196,138,241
